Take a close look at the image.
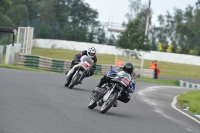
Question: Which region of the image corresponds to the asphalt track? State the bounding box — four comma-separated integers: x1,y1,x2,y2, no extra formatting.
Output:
0,68,199,133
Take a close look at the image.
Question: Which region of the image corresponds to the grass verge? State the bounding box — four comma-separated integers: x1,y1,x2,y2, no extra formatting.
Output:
177,90,200,114
92,75,178,86
32,48,200,79
0,63,178,86
136,78,178,86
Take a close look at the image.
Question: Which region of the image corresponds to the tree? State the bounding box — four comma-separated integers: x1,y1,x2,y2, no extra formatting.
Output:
25,0,39,20
0,0,13,27
171,40,178,53
126,0,150,31
66,0,99,41
10,0,25,5
37,20,51,38
0,12,14,27
125,0,152,51
107,34,116,45
0,0,102,43
148,2,200,55
53,0,70,27
97,27,106,44
7,5,29,27
117,19,150,51
87,29,96,43
126,0,142,21
148,25,158,50
38,0,55,23
0,0,10,14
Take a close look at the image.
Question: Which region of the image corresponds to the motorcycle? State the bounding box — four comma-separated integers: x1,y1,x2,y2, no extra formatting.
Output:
65,55,94,89
88,71,132,114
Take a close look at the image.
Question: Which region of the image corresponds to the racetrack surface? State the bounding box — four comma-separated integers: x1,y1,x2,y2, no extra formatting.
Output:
0,68,199,133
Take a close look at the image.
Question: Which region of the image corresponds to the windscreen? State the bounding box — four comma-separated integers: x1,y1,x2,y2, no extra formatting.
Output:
117,71,131,81
80,55,94,65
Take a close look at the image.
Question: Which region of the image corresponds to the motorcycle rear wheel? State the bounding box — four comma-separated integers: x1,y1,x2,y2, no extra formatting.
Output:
99,92,118,114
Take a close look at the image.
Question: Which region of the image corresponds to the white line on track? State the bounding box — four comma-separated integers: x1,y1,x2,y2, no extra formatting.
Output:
137,86,200,125
171,95,200,125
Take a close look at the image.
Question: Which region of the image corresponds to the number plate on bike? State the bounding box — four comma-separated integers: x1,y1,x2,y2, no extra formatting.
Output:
82,62,89,69
121,77,130,86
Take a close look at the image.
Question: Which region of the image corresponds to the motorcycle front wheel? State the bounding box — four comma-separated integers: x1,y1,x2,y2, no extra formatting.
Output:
99,92,118,114
65,76,71,87
68,71,81,89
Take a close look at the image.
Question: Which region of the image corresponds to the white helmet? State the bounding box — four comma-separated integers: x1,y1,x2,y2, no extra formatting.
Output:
87,46,96,58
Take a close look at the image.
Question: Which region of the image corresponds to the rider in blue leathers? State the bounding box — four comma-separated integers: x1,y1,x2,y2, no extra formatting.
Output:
93,62,136,107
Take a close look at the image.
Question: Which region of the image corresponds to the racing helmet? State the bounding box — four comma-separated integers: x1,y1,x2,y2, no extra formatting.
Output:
87,46,96,58
122,62,134,74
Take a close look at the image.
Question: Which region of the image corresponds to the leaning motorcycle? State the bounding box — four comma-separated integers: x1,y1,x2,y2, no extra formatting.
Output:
65,55,93,89
88,71,132,114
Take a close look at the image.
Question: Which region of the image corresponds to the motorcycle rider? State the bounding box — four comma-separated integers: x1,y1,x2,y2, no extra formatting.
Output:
93,62,136,107
65,46,97,78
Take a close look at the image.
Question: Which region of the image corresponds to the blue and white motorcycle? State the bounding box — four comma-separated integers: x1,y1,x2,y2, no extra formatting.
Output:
88,69,135,114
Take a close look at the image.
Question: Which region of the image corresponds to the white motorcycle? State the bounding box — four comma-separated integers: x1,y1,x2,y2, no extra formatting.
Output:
65,55,94,89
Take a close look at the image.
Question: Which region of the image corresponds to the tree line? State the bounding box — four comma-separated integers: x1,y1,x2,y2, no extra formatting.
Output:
118,0,200,56
0,0,200,56
0,0,115,45
149,0,200,56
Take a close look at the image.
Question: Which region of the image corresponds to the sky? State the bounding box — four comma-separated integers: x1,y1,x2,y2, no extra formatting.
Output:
84,0,197,26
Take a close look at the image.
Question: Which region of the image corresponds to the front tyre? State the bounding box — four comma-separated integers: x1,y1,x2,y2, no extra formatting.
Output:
65,76,71,87
68,71,81,89
88,99,97,109
100,92,118,114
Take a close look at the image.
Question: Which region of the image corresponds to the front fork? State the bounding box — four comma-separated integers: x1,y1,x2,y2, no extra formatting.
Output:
102,84,122,102
72,69,85,83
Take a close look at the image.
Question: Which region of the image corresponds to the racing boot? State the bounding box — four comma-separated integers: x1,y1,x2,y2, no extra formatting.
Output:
77,80,82,84
91,87,102,100
65,70,69,75
98,99,103,107
92,86,101,94
113,101,118,107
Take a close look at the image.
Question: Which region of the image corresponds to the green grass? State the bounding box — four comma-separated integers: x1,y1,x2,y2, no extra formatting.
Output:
178,90,200,114
1,47,200,79
92,75,178,86
32,48,81,61
32,47,200,79
1,54,5,64
136,78,178,86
